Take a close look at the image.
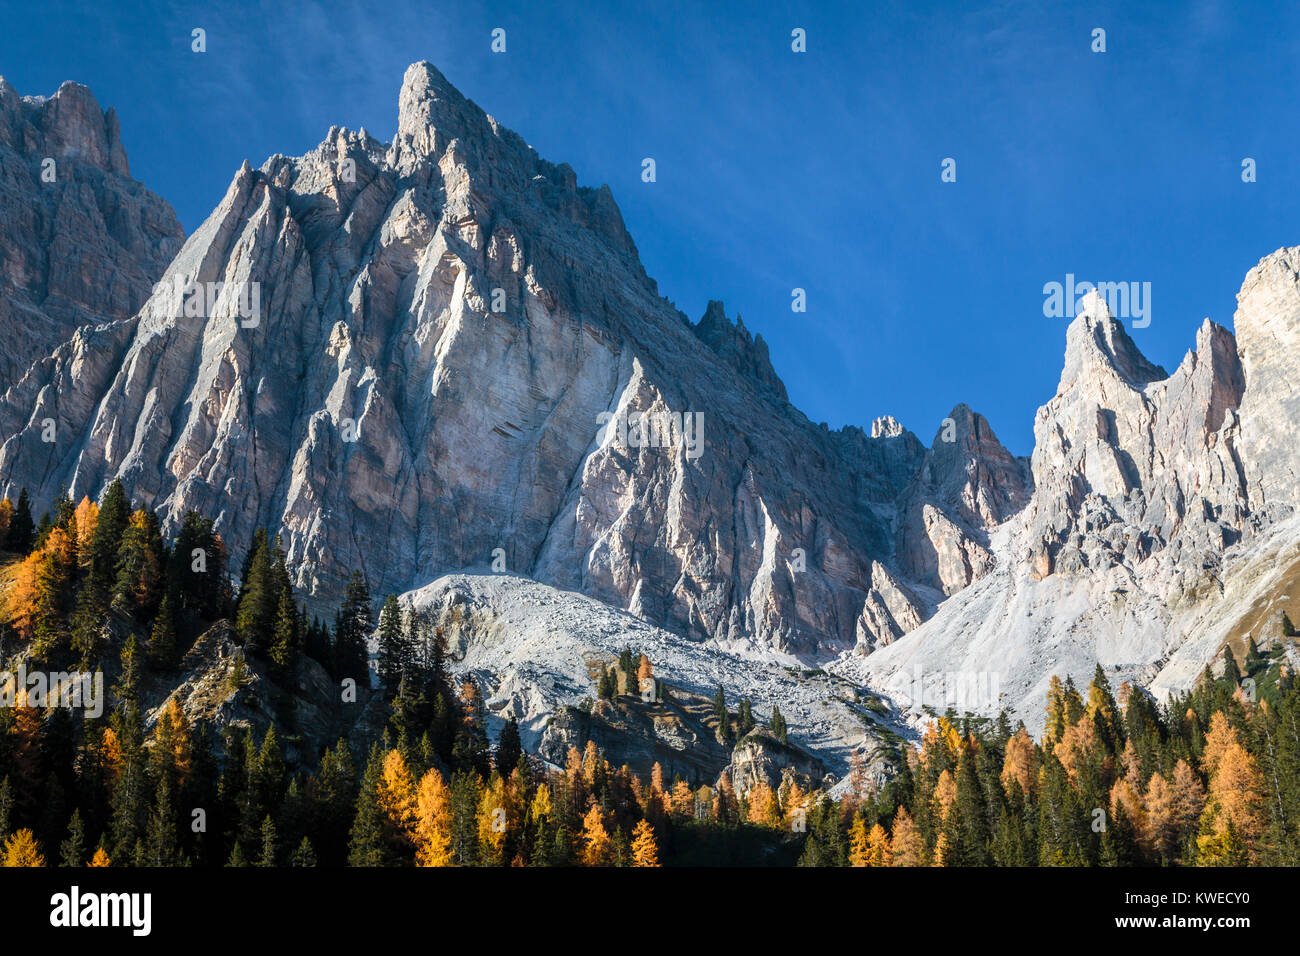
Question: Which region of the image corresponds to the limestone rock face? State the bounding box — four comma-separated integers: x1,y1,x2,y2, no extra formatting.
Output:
846,280,1299,731
723,730,828,796
0,62,1004,663
1234,247,1300,513
0,78,184,390
898,404,1031,596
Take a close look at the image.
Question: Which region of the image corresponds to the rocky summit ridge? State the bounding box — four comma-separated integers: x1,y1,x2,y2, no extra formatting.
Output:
0,62,1018,668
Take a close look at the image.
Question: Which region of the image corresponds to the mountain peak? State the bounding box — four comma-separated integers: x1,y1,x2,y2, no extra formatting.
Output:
0,76,130,176
1060,290,1166,389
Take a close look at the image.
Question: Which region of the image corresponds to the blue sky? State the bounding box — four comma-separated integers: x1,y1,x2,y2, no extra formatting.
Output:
3,0,1298,454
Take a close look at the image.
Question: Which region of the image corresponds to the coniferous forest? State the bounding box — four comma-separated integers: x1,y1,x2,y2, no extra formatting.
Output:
0,482,1296,868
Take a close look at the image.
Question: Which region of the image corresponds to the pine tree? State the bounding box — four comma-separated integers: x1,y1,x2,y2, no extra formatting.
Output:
348,744,391,866
234,534,276,656
268,585,297,678
258,815,277,867
333,571,373,683
449,770,482,866
291,836,317,866
59,809,86,867
5,488,34,554
147,593,177,670
376,594,405,690
111,509,165,618
713,685,731,743
771,705,788,744
495,718,523,775
737,698,755,737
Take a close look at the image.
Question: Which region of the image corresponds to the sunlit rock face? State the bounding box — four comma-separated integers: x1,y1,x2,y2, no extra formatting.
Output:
0,63,1009,660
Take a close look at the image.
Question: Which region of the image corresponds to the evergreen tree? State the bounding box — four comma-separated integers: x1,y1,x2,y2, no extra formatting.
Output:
348,744,390,866
713,685,731,743
147,593,177,670
258,814,278,867
333,571,373,683
376,594,406,690
5,488,34,554
59,809,86,867
771,705,788,744
495,718,523,775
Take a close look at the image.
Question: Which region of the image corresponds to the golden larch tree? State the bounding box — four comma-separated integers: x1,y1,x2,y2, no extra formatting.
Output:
2,829,45,867
414,769,454,866
579,805,611,866
377,749,417,848
848,815,870,867
890,807,927,867
630,819,659,866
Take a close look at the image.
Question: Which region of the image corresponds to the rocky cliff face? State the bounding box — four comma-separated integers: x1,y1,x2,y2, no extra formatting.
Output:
0,63,1016,663
0,78,184,391
845,278,1300,730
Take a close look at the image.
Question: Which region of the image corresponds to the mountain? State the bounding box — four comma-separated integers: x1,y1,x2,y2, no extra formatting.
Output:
0,77,184,391
843,276,1300,730
0,63,1017,670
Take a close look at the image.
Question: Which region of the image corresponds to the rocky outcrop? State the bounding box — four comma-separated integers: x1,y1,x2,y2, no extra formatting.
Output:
537,696,732,786
0,78,183,391
723,729,827,795
0,62,1003,662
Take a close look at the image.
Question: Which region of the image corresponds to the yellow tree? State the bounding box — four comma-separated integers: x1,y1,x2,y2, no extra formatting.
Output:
630,819,659,866
157,697,192,784
579,805,611,866
414,769,454,866
378,750,417,849
890,807,926,867
1201,711,1236,779
1053,716,1097,783
88,847,111,867
5,549,43,640
848,815,870,867
529,782,553,829
670,779,694,822
1109,778,1148,851
72,497,99,569
1144,771,1174,858
1000,727,1037,796
932,769,957,822
1169,759,1206,837
747,782,781,827
866,823,892,867
581,740,602,790
2,829,45,867
1206,740,1264,851
477,774,509,865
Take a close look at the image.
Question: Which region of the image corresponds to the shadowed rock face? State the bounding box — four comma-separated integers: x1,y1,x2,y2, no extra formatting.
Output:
0,77,184,391
0,63,1021,660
